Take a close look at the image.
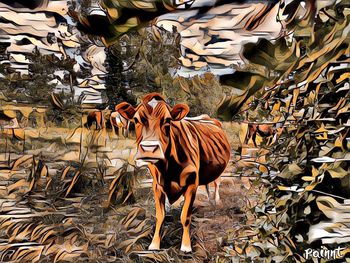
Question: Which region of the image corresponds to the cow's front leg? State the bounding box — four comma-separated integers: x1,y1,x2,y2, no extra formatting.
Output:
149,181,165,250
180,184,197,253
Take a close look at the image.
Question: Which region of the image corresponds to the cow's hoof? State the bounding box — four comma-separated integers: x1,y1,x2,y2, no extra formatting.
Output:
148,243,160,251
180,244,192,253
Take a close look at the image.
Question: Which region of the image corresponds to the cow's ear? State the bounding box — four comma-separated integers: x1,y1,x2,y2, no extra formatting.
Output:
171,104,189,121
115,102,136,120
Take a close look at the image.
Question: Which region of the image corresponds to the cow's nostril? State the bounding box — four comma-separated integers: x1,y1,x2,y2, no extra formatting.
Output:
140,144,159,153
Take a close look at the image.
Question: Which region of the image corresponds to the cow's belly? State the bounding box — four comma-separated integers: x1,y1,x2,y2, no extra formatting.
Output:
161,163,225,203
198,160,227,185
155,150,229,203
194,126,230,185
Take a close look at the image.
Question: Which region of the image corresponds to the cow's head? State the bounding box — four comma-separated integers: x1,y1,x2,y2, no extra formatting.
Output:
115,93,189,167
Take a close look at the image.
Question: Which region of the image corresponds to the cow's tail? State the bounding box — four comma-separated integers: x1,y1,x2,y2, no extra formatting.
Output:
205,184,211,200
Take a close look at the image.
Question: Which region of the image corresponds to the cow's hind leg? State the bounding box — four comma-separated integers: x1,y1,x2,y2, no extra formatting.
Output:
180,184,197,253
149,181,165,250
214,178,222,207
205,184,215,206
95,113,101,130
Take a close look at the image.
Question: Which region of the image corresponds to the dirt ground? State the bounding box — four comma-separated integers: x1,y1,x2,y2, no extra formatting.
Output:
194,177,251,254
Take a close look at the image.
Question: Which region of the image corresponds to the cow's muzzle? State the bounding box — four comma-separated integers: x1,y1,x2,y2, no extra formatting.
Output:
135,140,165,167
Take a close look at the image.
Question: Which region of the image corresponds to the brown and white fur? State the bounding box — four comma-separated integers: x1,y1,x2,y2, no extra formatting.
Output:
115,93,230,252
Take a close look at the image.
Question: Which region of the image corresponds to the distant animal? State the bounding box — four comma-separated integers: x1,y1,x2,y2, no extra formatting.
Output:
115,93,230,252
85,110,105,130
110,111,131,137
247,123,283,146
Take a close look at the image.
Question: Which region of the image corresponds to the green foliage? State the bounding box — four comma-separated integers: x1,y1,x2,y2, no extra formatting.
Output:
105,28,180,106
225,1,350,261
165,73,231,117
0,52,55,105
107,28,231,117
81,0,182,45
0,50,79,105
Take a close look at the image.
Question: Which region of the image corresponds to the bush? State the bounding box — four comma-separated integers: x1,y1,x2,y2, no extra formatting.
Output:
224,1,350,261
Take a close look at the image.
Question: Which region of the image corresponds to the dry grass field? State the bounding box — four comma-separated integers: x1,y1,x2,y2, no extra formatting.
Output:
0,116,259,262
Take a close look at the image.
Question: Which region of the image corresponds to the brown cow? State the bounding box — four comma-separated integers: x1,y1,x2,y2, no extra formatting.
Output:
85,110,105,130
115,93,230,252
247,123,283,146
110,111,131,137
